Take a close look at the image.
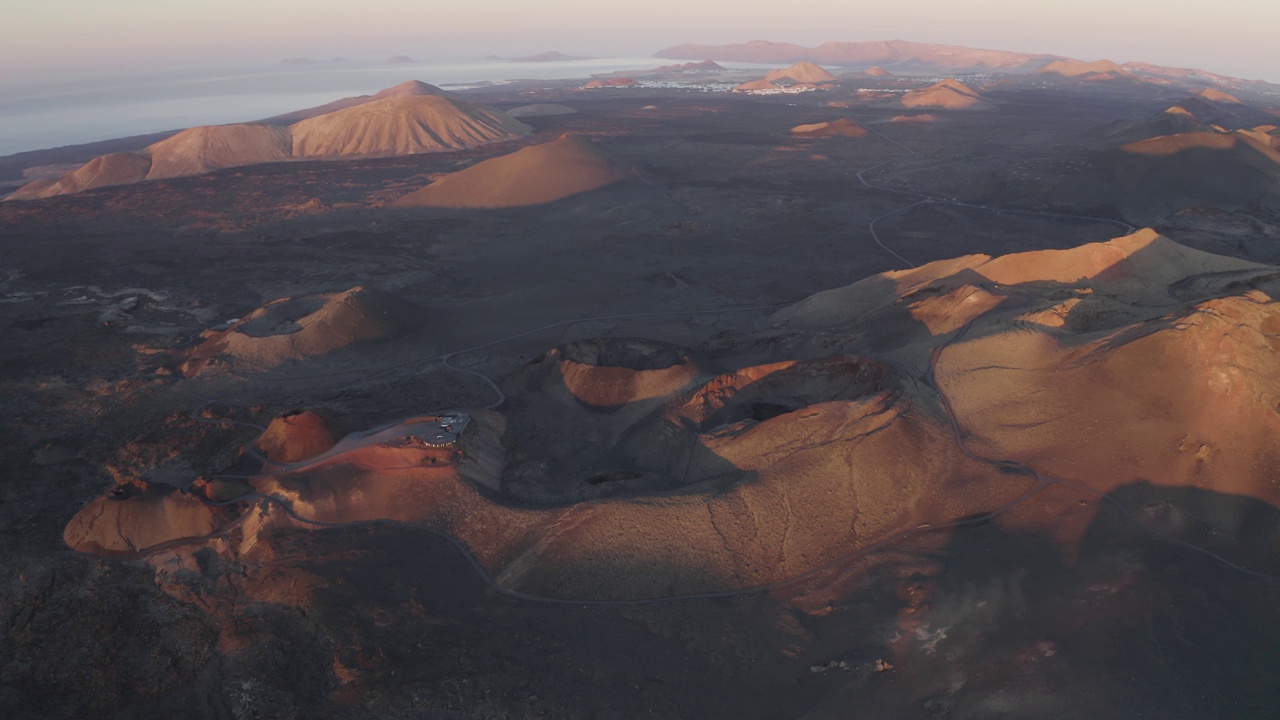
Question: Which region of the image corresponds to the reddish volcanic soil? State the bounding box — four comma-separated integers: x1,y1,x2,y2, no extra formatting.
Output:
2,77,1280,719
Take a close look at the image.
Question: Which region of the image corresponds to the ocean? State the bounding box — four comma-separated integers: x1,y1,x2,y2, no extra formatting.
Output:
0,56,715,157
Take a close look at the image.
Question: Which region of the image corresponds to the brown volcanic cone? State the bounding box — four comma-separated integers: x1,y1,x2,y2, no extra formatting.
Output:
1039,59,1135,79
582,78,637,88
145,123,292,179
892,113,937,123
764,229,1280,574
181,286,424,375
256,410,339,464
1108,131,1280,218
790,118,869,138
927,232,1280,500
733,79,780,92
393,135,633,209
7,152,151,200
1095,106,1213,144
370,80,449,99
1198,87,1243,104
63,488,222,555
776,229,1280,496
902,78,987,109
546,337,700,408
998,130,1280,222
262,79,449,124
765,61,837,84
290,95,530,158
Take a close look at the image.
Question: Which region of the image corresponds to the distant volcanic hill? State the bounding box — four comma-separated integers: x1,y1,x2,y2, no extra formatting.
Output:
601,60,726,80
290,95,530,158
582,78,637,89
731,61,836,93
1090,106,1213,144
392,135,634,209
901,78,988,109
1039,59,1137,80
764,62,837,85
1122,132,1280,207
733,79,782,93
1197,88,1243,104
1121,61,1258,88
8,123,295,199
1028,59,1157,94
984,130,1280,223
6,152,151,201
892,113,937,123
6,84,529,200
656,39,1069,73
790,118,869,138
1169,95,1251,128
263,80,450,125
144,124,292,179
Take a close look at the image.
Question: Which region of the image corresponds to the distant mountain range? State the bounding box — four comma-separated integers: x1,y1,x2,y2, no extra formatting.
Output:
655,40,1275,87
656,40,1067,73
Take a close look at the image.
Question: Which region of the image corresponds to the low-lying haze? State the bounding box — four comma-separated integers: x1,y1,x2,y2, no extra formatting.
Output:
3,0,1277,85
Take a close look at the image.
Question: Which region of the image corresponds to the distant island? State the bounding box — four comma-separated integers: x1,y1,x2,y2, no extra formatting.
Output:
485,51,593,63
279,57,349,66
387,55,416,65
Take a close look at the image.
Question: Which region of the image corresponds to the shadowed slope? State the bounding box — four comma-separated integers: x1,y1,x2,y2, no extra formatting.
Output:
1092,106,1213,144
982,130,1280,222
1103,132,1280,218
180,286,424,375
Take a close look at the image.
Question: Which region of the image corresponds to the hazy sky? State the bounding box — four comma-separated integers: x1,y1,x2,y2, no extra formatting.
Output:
3,0,1277,83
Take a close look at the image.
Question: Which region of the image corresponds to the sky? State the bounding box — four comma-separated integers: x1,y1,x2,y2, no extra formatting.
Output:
1,0,1277,83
